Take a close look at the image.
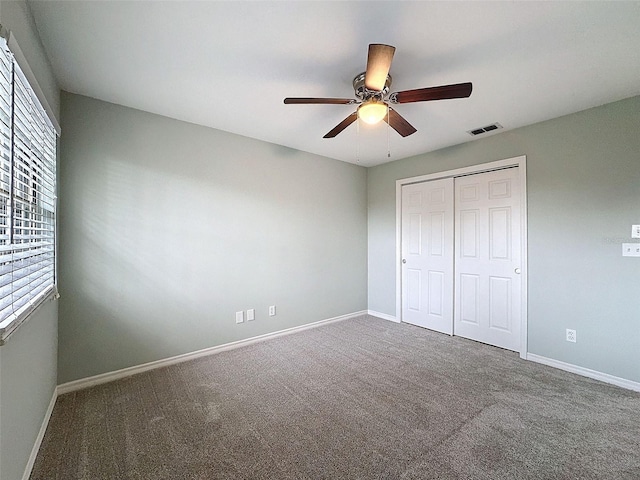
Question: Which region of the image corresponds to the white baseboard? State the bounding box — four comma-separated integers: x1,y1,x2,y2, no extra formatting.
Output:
22,387,58,480
367,310,400,323
526,353,640,393
58,310,368,395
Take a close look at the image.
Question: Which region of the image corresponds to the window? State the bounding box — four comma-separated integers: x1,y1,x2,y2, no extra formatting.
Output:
0,36,57,344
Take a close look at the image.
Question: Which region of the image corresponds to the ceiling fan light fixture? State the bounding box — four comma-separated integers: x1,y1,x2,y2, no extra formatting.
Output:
358,100,387,125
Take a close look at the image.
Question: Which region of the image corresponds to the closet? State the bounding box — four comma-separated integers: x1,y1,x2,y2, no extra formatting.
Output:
401,166,522,351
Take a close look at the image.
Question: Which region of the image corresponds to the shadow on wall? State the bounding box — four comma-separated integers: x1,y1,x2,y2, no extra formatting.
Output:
58,93,368,383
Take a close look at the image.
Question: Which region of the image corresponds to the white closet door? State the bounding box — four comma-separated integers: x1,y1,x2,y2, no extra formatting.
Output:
401,178,454,334
454,167,521,351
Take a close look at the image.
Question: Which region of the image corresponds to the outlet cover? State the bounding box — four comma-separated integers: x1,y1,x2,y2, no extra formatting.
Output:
269,305,276,316
247,309,255,321
622,243,640,257
235,311,244,324
632,225,640,239
566,329,576,343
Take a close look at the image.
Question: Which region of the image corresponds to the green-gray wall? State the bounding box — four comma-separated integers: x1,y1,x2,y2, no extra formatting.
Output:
58,92,368,384
368,95,640,383
0,1,59,479
0,300,57,480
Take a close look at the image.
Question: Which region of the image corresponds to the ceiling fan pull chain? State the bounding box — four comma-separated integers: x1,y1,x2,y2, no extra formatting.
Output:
387,106,391,158
356,117,360,163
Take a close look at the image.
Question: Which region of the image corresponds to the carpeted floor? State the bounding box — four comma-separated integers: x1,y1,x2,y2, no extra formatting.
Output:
31,315,640,479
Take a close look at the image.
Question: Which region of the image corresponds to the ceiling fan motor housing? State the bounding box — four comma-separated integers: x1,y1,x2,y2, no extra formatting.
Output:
353,72,392,101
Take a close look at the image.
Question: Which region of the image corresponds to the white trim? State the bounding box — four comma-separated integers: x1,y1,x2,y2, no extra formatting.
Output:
395,156,528,357
395,182,403,324
58,310,367,395
21,387,58,480
0,288,58,345
367,310,399,323
518,158,528,360
6,31,61,135
527,353,640,393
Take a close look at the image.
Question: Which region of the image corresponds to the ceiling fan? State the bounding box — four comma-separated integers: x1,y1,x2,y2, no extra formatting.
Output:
284,44,472,138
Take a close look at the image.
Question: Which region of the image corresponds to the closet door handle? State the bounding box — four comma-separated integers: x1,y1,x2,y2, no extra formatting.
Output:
402,259,407,264
515,268,521,274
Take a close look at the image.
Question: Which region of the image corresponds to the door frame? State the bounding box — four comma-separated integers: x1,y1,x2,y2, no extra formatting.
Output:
395,155,528,359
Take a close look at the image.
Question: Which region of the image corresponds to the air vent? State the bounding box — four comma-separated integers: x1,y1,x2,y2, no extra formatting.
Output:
468,122,503,136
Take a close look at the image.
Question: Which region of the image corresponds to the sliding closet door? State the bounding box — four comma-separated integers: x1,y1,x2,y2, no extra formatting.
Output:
401,178,454,334
454,167,521,351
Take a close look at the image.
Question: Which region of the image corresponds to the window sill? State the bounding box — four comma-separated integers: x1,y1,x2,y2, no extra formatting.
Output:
0,286,59,345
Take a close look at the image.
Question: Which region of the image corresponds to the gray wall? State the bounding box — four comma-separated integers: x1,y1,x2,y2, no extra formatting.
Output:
0,301,57,480
0,1,59,479
368,95,640,383
58,92,368,384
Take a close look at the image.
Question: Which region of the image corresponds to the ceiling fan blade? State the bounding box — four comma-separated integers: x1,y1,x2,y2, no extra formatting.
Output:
284,97,356,105
323,112,358,138
384,108,417,137
365,44,395,91
389,82,473,104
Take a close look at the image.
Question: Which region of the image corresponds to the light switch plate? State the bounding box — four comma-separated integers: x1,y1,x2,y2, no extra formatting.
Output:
236,311,244,324
622,243,640,257
632,225,640,239
247,309,255,321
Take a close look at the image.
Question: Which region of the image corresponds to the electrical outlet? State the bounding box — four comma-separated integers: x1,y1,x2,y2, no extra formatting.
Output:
632,225,640,239
566,329,576,343
622,243,640,257
247,309,255,321
235,311,244,324
269,305,276,316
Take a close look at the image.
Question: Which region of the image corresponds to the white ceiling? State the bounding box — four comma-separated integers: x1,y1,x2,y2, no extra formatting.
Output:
29,1,640,167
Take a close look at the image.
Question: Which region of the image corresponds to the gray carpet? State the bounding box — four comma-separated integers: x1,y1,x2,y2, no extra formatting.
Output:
31,315,640,479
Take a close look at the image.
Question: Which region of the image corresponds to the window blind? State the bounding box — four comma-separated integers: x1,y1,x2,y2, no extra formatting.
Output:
0,36,56,342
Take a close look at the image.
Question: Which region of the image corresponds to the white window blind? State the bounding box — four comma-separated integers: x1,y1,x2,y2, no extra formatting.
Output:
0,36,57,343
